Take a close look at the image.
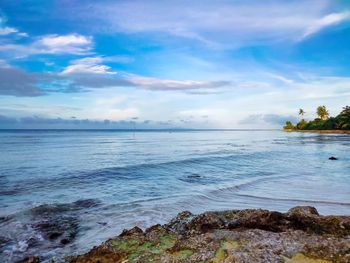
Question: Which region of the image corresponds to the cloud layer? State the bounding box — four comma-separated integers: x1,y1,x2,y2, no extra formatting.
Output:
0,115,179,129
62,0,350,46
0,67,44,96
0,62,232,96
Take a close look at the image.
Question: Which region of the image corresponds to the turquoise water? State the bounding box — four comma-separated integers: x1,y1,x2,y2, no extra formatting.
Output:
0,130,349,262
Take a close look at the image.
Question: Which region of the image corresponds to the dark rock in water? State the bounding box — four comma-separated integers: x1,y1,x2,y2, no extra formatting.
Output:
16,256,40,263
70,206,350,263
26,237,40,248
73,199,101,209
27,199,100,249
187,175,201,178
32,216,79,246
0,215,11,224
329,156,338,160
0,235,11,249
29,199,101,216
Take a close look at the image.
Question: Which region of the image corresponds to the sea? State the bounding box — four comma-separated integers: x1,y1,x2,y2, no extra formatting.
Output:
0,129,349,262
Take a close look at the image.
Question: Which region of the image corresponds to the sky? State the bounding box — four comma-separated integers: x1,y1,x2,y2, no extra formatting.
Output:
0,0,349,129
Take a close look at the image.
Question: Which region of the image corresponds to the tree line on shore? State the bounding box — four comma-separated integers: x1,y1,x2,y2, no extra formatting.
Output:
284,106,350,130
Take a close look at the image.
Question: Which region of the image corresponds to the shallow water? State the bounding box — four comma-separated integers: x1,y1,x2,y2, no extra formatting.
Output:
0,130,349,262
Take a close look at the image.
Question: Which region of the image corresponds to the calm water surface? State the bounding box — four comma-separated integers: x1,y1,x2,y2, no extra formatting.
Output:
0,130,349,262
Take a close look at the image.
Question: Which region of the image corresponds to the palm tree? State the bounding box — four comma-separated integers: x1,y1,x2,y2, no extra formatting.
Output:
341,106,350,116
316,106,329,120
298,108,305,116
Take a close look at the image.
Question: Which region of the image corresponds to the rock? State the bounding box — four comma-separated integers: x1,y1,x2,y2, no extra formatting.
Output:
145,224,169,242
29,199,101,216
187,175,201,178
166,211,193,233
0,235,11,249
287,206,350,236
27,199,100,250
70,246,126,263
185,212,226,234
72,199,101,209
0,215,11,224
32,216,79,245
119,226,143,237
329,156,338,160
287,206,319,217
16,256,40,263
233,209,286,232
69,206,350,263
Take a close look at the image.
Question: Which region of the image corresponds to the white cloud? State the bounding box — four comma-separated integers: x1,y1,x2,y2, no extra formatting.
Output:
0,34,93,57
61,57,116,75
0,16,27,37
0,26,18,35
129,75,230,91
35,34,93,54
301,12,350,39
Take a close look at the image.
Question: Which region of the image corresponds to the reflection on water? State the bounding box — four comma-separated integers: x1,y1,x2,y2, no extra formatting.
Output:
0,130,349,262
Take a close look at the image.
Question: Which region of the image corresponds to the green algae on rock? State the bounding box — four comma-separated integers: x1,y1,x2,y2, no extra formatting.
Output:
69,206,350,263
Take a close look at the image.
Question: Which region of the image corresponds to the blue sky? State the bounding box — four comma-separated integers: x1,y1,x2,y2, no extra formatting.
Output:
0,0,349,129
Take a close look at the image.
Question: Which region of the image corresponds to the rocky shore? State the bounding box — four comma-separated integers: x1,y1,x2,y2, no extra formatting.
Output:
46,206,350,263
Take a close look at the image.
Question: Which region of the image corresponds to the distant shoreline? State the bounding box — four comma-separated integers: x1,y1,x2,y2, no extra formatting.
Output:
284,129,350,134
0,128,279,132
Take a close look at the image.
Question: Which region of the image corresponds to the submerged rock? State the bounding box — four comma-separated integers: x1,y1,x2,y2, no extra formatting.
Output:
29,199,100,216
329,156,338,160
0,235,11,249
28,199,100,246
70,206,350,263
32,216,79,245
16,256,40,263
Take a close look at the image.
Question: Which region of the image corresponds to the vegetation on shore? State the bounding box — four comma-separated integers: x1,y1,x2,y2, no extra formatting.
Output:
284,106,350,131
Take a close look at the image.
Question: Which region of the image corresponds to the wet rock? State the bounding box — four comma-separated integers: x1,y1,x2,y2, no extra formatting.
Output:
32,216,79,245
187,175,201,178
0,215,11,224
70,245,125,263
145,224,169,242
72,199,101,209
166,210,193,233
29,199,100,216
119,226,143,237
70,206,350,263
233,209,286,232
185,212,226,234
287,206,320,217
0,235,11,249
286,207,350,236
27,199,100,250
26,237,40,248
16,256,40,263
329,156,338,160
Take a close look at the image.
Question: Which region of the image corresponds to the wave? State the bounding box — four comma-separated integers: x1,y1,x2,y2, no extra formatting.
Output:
231,193,350,207
0,151,261,196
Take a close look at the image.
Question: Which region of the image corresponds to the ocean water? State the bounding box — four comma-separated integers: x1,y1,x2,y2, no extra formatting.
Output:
0,130,349,262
